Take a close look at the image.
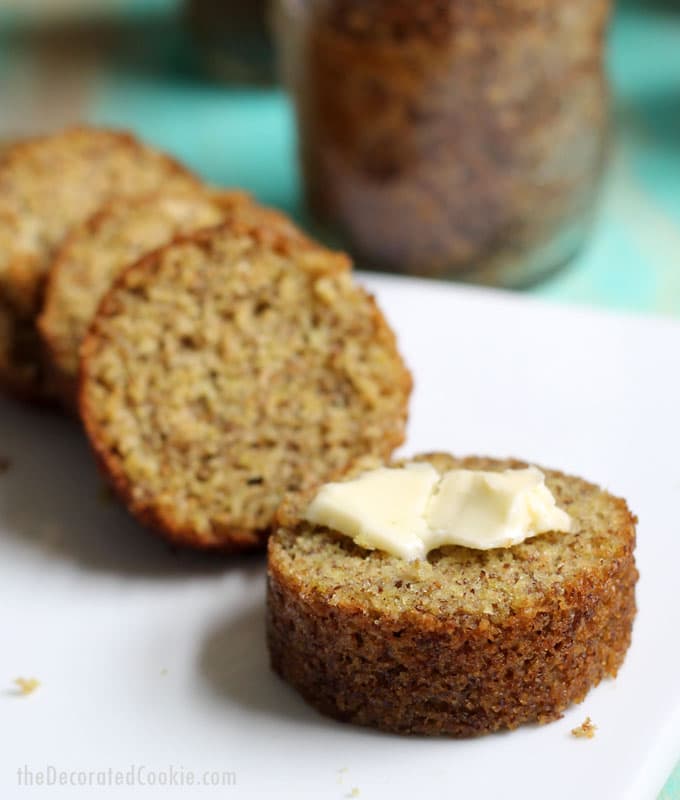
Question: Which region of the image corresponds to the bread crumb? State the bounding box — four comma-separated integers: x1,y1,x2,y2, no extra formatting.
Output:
571,717,596,739
160,668,168,676
349,789,360,798
14,677,40,695
0,456,11,474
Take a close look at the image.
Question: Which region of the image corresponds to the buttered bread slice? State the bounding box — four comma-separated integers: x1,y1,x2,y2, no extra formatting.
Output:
268,453,638,736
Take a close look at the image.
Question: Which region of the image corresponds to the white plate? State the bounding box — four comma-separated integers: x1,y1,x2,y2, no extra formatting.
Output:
1,275,679,800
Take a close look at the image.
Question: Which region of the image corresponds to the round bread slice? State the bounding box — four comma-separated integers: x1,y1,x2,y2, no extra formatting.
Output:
79,221,412,551
267,453,638,736
0,126,199,400
38,190,254,407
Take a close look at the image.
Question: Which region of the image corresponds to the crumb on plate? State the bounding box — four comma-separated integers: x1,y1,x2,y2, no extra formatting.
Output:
571,717,596,739
14,677,40,695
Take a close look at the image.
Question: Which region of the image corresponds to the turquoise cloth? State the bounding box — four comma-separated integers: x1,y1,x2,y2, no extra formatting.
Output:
0,0,679,795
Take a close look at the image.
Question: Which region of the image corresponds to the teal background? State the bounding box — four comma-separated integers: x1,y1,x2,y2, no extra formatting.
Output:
0,0,679,795
100,3,680,317
1,0,678,315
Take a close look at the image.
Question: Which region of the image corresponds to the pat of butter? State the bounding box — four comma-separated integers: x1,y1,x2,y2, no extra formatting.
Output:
304,464,572,561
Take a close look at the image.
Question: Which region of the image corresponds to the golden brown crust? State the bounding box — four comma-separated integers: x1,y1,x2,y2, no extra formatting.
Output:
79,219,412,551
0,126,200,401
267,454,638,736
0,139,16,162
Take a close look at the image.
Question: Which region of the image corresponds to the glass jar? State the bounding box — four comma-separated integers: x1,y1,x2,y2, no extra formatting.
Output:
275,0,612,285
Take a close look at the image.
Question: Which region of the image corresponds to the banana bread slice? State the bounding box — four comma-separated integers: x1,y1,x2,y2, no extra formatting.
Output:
267,453,638,736
79,221,412,551
0,126,199,400
38,190,254,407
